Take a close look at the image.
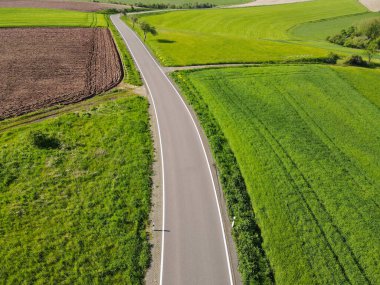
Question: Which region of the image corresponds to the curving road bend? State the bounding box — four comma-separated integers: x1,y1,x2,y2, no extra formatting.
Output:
110,14,236,285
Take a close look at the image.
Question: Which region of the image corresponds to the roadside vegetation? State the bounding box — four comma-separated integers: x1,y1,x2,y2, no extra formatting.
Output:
0,93,153,284
0,8,107,27
125,0,372,66
106,16,143,86
172,65,380,284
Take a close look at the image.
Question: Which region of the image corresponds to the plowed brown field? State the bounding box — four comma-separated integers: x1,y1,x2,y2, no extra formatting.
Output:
0,28,122,119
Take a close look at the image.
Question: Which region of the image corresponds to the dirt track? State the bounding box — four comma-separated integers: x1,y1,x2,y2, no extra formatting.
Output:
0,28,122,119
227,0,311,8
359,0,380,11
0,0,129,12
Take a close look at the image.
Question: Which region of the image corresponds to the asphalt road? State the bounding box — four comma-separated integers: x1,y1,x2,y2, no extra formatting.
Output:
111,14,235,285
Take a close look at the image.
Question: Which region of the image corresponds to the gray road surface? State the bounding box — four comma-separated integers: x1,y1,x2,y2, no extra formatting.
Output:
110,14,235,285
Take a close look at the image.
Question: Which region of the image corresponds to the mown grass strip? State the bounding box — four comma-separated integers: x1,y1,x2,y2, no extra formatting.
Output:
0,94,153,284
106,15,143,86
172,71,274,285
0,8,107,27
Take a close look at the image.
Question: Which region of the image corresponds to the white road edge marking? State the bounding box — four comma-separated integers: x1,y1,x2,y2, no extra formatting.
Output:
112,14,234,285
111,15,167,285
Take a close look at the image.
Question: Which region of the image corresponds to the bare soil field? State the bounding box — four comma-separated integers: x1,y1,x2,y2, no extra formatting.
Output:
0,28,122,119
359,0,380,11
0,0,129,12
228,0,311,8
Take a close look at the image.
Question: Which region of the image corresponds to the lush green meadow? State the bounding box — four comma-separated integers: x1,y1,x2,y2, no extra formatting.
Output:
173,65,380,284
126,0,375,66
0,8,107,27
0,94,153,284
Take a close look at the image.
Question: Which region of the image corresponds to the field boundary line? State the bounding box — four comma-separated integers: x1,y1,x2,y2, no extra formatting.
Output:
113,14,235,285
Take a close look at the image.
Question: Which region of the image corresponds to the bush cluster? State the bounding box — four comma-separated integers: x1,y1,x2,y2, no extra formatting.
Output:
343,54,368,66
101,7,150,14
29,131,60,149
327,18,380,50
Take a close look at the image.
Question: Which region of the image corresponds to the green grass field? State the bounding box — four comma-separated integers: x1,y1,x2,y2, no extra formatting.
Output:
173,65,380,284
0,93,153,284
0,8,107,27
126,0,375,66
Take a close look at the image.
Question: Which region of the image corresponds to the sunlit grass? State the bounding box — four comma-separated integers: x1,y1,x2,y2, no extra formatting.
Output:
0,94,153,284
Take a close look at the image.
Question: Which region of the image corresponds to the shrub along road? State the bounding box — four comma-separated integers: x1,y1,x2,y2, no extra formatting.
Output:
111,14,239,285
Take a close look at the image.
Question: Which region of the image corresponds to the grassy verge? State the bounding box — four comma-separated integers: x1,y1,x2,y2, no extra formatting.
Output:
0,93,153,284
171,65,380,284
0,8,107,27
172,72,274,285
107,15,143,86
0,89,127,133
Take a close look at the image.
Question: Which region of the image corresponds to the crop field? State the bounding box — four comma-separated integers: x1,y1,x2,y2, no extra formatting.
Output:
0,27,122,119
173,65,380,284
0,93,153,284
0,8,107,27
0,0,128,12
127,0,372,66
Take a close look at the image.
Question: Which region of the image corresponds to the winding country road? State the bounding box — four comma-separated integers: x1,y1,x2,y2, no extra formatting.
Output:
110,14,238,285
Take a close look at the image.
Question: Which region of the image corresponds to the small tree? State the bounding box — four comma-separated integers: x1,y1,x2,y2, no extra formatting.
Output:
122,9,128,16
140,22,157,41
359,18,380,40
130,15,138,28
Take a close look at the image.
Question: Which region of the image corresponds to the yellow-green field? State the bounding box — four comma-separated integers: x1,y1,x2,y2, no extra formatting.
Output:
173,65,380,284
0,8,107,27
126,0,379,66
